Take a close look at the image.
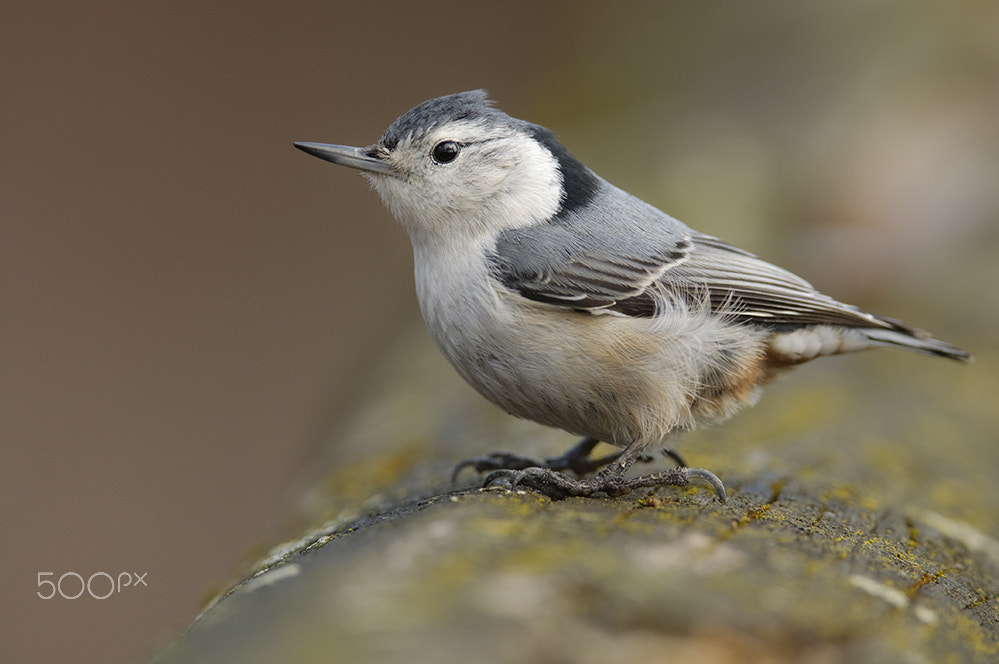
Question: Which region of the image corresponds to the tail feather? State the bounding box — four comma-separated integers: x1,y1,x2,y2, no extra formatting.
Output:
862,316,972,362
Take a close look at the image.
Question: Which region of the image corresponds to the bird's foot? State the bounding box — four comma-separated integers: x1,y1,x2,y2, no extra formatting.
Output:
452,436,624,482
451,449,621,482
452,436,688,483
482,465,727,503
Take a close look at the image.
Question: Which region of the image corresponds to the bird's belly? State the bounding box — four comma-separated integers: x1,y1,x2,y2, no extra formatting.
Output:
422,285,769,447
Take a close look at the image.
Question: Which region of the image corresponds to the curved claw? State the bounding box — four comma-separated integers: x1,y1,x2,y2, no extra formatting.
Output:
661,448,688,468
685,467,728,503
481,468,519,489
451,453,540,483
450,458,479,484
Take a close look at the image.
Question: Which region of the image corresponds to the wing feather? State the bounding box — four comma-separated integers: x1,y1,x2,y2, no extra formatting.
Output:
664,235,888,328
490,221,892,330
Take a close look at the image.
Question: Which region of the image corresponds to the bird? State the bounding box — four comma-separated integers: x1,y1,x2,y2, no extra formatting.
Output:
294,90,971,502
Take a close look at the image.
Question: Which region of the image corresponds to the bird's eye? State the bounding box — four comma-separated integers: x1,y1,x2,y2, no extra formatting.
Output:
432,140,460,164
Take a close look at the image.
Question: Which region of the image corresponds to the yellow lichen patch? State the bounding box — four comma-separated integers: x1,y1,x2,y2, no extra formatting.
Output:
318,439,430,500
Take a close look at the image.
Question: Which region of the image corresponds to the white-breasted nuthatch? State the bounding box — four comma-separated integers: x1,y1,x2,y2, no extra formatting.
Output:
295,90,971,502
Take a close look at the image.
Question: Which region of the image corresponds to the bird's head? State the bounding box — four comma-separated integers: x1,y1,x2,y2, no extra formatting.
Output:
296,90,599,248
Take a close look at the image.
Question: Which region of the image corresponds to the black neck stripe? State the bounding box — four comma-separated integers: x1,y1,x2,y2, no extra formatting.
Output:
527,124,600,219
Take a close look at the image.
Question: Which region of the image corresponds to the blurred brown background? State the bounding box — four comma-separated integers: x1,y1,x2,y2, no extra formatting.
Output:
3,2,997,663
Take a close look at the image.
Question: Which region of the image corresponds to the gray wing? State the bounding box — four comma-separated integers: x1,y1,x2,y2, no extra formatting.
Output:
489,220,890,330
664,234,890,329
489,220,692,312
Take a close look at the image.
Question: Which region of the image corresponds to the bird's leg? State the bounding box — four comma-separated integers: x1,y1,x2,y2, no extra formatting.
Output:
483,440,726,503
543,437,624,473
452,436,667,482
